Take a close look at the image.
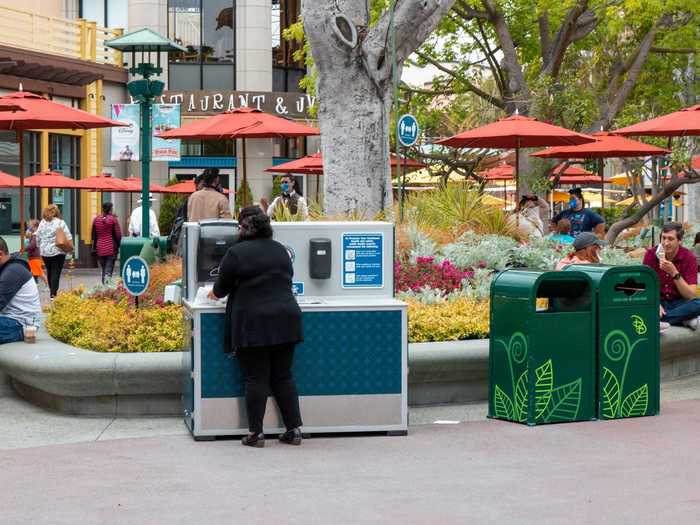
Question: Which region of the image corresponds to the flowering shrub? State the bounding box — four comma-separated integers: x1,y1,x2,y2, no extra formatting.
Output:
406,297,490,342
47,291,184,352
395,256,472,295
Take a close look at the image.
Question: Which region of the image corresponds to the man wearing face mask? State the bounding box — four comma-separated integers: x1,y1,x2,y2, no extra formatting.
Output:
267,176,309,220
550,187,605,238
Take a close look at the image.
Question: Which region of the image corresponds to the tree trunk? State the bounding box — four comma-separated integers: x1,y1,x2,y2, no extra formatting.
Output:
303,0,456,217
316,63,394,217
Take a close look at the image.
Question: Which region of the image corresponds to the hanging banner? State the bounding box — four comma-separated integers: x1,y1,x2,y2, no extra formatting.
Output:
152,104,181,161
111,104,140,161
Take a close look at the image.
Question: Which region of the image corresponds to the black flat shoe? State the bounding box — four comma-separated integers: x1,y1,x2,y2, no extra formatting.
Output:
278,428,302,445
241,432,265,448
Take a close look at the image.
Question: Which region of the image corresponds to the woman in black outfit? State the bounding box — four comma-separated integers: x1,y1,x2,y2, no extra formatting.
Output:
210,205,303,448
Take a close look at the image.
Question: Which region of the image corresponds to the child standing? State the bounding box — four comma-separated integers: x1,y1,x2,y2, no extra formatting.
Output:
25,219,48,286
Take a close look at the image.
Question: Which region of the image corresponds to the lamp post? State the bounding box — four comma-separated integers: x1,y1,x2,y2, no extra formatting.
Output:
106,29,185,239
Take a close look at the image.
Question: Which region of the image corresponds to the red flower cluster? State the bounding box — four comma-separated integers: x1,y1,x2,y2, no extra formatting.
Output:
395,256,472,294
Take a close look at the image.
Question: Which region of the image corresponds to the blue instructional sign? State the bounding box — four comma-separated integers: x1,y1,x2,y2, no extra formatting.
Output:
122,256,150,296
398,114,419,147
342,233,384,289
292,282,305,296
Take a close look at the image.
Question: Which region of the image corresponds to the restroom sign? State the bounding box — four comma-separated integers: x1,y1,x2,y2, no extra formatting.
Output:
122,256,150,296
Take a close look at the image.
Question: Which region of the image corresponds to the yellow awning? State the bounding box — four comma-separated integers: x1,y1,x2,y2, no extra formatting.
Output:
481,194,507,207
608,173,641,186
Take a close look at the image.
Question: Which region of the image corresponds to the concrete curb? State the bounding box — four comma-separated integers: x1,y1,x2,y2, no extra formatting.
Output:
1,327,699,415
408,327,700,406
0,328,182,416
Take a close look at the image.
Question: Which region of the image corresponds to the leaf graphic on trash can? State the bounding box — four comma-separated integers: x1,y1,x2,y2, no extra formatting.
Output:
514,370,528,422
494,385,514,420
543,378,582,423
535,359,553,421
620,384,649,418
601,367,621,419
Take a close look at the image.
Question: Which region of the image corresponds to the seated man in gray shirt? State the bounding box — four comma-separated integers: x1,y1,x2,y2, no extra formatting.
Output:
0,236,42,343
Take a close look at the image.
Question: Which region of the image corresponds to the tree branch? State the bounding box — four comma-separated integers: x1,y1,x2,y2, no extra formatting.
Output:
651,46,698,54
453,1,490,21
595,12,693,130
362,0,457,89
480,0,529,112
541,0,595,79
607,173,700,244
539,13,551,62
414,51,506,108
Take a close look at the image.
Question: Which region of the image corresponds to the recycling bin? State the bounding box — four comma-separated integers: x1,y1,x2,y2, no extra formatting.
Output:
489,269,596,425
564,265,660,419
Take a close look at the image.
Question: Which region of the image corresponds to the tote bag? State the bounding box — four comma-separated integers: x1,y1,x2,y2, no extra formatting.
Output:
55,223,73,253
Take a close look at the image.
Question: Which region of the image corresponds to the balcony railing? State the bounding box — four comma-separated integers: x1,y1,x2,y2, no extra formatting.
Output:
0,6,123,67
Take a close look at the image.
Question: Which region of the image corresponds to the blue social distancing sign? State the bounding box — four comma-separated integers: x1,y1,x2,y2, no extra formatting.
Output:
398,114,419,147
122,256,150,296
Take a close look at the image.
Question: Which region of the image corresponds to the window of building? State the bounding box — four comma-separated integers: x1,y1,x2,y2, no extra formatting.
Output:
80,0,129,29
168,0,235,90
180,139,234,157
272,0,304,93
49,135,81,236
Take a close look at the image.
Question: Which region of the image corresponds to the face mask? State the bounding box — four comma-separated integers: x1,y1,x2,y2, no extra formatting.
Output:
280,182,290,193
569,198,578,209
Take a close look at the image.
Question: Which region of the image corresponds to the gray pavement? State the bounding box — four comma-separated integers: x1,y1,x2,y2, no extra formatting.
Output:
4,268,700,523
2,397,700,524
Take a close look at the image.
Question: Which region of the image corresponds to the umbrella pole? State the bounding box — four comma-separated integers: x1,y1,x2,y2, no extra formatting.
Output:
17,130,24,253
599,159,605,212
515,144,520,227
316,173,319,202
242,138,248,208
503,180,507,210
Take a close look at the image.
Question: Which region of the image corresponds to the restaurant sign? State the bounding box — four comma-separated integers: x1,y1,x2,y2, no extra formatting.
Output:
151,90,317,119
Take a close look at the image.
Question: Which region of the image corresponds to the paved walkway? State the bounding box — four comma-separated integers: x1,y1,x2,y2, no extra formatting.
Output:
2,395,700,524
4,268,700,523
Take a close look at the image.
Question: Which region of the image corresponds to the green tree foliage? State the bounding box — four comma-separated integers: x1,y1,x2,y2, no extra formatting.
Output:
158,180,185,236
234,178,253,213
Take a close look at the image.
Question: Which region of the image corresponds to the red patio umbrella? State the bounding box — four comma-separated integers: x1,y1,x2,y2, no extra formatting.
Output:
122,176,167,194
158,107,319,206
435,114,594,222
532,132,669,208
24,171,84,189
266,152,426,199
160,180,230,194
0,91,124,247
614,105,700,137
73,173,135,192
0,171,20,188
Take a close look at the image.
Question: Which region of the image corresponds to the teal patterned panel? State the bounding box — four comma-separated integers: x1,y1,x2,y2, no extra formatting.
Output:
200,310,403,398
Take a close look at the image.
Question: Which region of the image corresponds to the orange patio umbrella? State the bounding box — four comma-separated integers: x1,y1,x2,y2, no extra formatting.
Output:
0,170,20,188
73,173,135,192
435,114,595,221
532,132,669,208
24,171,84,189
160,180,230,194
158,107,319,206
614,105,700,137
0,91,124,247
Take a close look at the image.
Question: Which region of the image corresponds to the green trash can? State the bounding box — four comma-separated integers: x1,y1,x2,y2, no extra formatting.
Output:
119,237,149,269
489,269,597,425
564,264,660,420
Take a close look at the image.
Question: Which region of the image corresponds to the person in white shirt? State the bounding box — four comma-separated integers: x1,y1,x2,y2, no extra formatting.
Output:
266,176,309,220
129,194,160,238
36,204,73,299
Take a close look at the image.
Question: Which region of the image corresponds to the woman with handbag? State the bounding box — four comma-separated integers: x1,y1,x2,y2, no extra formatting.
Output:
91,202,122,284
209,205,304,448
37,204,73,299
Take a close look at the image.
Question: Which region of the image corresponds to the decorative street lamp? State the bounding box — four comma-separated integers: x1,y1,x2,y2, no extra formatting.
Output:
105,28,185,240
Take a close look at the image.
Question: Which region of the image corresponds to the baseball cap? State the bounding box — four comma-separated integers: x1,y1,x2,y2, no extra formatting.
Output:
568,187,583,196
573,232,607,251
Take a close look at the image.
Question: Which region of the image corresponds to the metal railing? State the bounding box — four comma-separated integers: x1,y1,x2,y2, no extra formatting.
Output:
0,6,123,67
